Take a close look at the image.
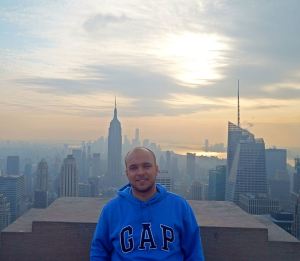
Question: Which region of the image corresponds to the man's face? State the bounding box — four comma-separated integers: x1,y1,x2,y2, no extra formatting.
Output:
126,148,158,197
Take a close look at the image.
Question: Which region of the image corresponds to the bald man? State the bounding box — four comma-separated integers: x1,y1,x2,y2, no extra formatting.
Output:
90,147,205,261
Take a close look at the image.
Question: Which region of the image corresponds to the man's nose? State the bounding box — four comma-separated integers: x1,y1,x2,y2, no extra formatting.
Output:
136,166,145,174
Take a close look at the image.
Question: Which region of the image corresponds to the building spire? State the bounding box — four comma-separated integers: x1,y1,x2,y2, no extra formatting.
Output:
114,96,117,119
237,80,240,127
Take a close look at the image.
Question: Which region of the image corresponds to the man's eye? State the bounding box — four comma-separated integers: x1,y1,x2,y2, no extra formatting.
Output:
144,164,152,168
129,166,138,170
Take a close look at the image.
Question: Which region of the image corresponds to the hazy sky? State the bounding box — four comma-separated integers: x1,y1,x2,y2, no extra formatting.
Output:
1,0,300,152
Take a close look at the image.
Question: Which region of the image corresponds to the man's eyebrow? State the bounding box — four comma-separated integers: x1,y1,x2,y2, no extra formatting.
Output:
128,161,152,167
143,162,152,165
128,163,137,167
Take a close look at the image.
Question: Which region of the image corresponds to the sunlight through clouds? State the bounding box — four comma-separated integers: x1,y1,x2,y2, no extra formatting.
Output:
154,32,231,87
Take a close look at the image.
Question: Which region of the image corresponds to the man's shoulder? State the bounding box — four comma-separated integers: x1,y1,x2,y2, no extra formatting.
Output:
165,191,189,205
102,195,123,210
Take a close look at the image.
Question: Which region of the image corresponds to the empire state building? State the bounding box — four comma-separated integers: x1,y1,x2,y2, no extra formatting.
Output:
107,98,122,186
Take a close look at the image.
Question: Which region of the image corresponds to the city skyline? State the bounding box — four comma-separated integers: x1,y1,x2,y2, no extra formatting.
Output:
1,1,300,153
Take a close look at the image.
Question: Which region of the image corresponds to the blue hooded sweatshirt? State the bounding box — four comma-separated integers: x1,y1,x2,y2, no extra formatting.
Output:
90,184,205,261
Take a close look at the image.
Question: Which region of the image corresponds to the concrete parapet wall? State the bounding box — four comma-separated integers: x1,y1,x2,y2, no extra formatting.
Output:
1,222,299,261
201,227,269,260
0,198,300,260
1,222,95,261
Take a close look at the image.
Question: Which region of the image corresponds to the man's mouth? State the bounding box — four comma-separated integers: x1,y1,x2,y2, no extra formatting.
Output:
136,178,148,182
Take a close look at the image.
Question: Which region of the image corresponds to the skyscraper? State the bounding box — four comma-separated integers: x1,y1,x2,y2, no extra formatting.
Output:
266,148,290,210
226,122,268,203
107,98,122,186
226,122,254,180
293,158,300,194
0,193,10,231
208,165,226,201
292,158,300,239
34,159,49,208
36,159,48,191
59,155,78,197
265,148,287,180
156,170,173,192
6,156,20,176
24,162,33,200
189,181,203,200
186,153,196,183
91,153,101,178
0,175,25,222
238,194,279,215
72,148,83,182
132,128,141,147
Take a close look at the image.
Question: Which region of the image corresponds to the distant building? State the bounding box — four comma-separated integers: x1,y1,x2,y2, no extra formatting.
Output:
0,158,5,176
0,175,25,222
265,148,287,180
91,153,101,178
265,148,290,210
291,192,300,239
189,181,203,200
132,128,141,147
269,177,290,211
204,139,209,152
107,98,122,187
72,148,84,182
81,142,88,183
88,176,101,197
34,159,49,208
202,183,209,200
186,153,196,183
0,194,10,231
36,159,48,192
165,151,171,173
34,191,48,209
156,170,173,191
291,159,300,239
6,156,20,176
59,155,78,197
270,212,293,235
208,165,226,201
293,158,300,194
226,122,268,203
79,183,91,197
238,193,279,215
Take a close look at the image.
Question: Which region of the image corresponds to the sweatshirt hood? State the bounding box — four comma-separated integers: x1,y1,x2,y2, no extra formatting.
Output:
118,183,167,205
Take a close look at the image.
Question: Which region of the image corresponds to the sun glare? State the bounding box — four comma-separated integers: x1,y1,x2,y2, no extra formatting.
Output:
156,32,230,87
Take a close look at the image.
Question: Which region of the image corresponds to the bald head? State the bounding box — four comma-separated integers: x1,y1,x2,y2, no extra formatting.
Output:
125,147,157,167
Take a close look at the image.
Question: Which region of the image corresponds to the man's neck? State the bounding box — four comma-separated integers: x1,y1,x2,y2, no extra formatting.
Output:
132,187,157,201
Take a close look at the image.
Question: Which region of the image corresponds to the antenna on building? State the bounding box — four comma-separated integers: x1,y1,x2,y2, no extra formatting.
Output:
237,80,240,127
113,96,117,118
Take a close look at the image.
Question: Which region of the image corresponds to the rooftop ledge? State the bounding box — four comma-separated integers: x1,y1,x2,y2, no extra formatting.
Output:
1,197,300,261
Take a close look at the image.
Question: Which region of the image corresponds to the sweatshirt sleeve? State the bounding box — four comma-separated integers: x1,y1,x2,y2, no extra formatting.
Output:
181,202,205,261
90,206,113,261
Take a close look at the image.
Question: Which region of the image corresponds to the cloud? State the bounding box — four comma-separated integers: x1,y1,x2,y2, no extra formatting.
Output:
83,13,131,32
17,64,179,97
2,0,300,120
15,62,233,117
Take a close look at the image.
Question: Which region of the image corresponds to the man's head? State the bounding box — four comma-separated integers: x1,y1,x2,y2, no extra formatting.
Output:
125,147,157,167
125,147,158,200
